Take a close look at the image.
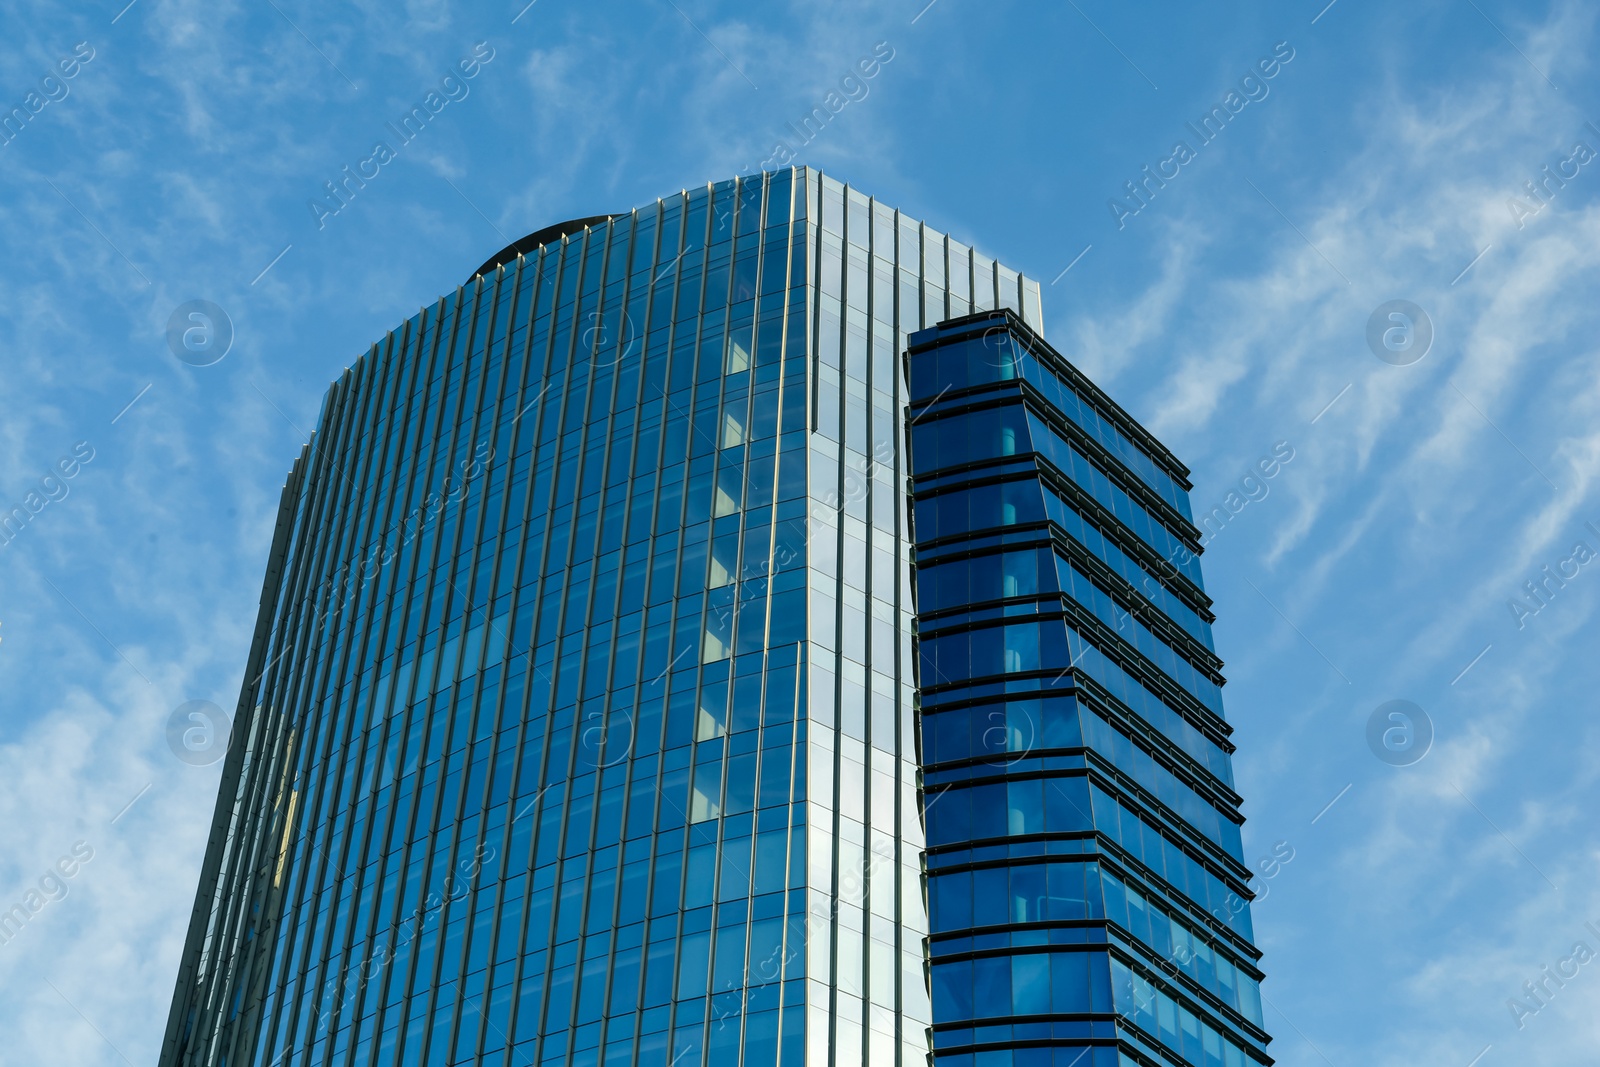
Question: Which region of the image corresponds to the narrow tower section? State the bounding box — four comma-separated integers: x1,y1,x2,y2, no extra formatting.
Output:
908,310,1271,1067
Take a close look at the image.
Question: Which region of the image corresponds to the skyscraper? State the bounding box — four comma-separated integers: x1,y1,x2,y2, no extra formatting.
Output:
907,313,1270,1067
158,167,1268,1067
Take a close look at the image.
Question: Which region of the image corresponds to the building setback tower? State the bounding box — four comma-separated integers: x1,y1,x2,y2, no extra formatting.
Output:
907,314,1270,1067
159,168,1269,1067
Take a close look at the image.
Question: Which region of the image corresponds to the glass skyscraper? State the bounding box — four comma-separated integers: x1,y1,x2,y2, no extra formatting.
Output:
158,167,1269,1067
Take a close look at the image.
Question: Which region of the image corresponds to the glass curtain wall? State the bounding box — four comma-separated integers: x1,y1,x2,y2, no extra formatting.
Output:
156,168,1046,1067
800,169,1042,1067
906,312,1271,1067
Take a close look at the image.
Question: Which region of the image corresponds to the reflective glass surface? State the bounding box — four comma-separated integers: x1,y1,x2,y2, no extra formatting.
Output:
157,169,1051,1067
159,170,1264,1067
907,313,1269,1067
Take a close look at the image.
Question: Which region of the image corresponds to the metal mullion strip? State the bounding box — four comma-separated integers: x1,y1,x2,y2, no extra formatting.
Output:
324,327,419,991
307,352,392,715
667,184,721,798
197,616,307,1058
887,206,917,1067
510,216,647,1050
225,400,352,1064
360,314,435,685
473,265,528,530
774,175,815,926
209,726,297,1067
363,296,464,1059
421,270,515,1067
432,278,499,851
269,375,373,1067
477,241,600,1065
226,705,319,1067
270,442,328,622
208,441,364,1036
425,283,487,644
310,363,375,624
600,207,668,878
157,453,309,1067
317,351,388,663
388,282,485,1067
220,580,323,1062
280,371,382,1013
693,174,751,1053
809,169,826,436
335,334,410,760
303,341,409,1061
521,222,615,1050
210,697,290,1066
508,212,633,1055
462,247,577,1066
352,310,451,1062
489,243,557,692
489,233,601,1062
396,279,496,1062
739,189,797,970
261,327,423,1067
900,214,927,1065
706,175,745,668
291,363,387,999
349,316,449,1062
476,239,572,1049
541,225,614,728
547,214,640,1048
846,186,886,1067
638,191,701,1048
486,246,553,701
488,245,556,643
332,297,492,1067
246,463,356,1062
443,261,539,1067
227,604,358,1062
823,181,854,1067
587,236,661,1061
496,232,593,1058
445,273,510,645
294,303,444,1062
767,649,805,1061
471,260,537,601
702,173,781,1055
358,324,427,618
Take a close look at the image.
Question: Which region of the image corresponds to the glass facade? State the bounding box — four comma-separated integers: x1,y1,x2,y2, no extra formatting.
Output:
157,167,1266,1067
909,313,1269,1067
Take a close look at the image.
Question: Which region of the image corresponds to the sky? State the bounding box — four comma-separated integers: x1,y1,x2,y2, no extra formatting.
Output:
1,0,1598,1064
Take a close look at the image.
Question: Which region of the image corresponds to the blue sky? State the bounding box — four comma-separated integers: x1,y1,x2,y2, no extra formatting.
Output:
2,0,1598,1063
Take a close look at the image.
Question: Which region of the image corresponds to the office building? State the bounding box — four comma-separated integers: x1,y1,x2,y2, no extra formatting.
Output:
158,167,1267,1067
